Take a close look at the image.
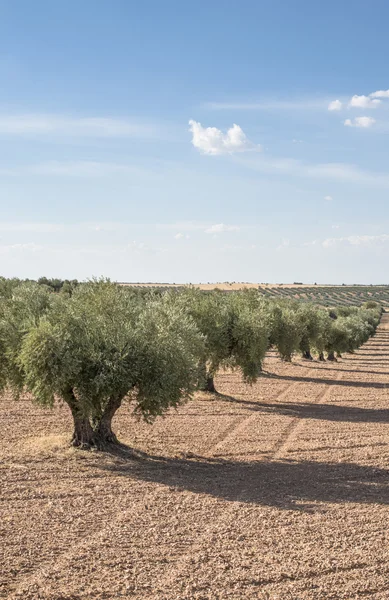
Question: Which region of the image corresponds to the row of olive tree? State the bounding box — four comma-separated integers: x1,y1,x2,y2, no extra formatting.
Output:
168,289,381,390
0,280,382,449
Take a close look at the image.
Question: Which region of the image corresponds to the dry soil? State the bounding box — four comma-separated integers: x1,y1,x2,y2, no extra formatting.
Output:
1,316,389,599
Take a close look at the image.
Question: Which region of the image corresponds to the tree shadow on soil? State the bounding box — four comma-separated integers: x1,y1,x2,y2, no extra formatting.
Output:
344,359,389,364
353,352,389,357
302,365,389,377
260,372,388,389
98,450,389,512
215,395,389,422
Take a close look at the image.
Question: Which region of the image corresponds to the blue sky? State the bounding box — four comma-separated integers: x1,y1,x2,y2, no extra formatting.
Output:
0,0,389,283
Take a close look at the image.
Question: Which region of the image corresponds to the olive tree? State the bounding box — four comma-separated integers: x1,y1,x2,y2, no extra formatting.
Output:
297,304,330,360
0,282,53,394
266,301,303,362
324,307,380,360
7,281,204,449
177,289,268,392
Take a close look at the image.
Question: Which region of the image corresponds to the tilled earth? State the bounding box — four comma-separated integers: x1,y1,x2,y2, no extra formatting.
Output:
1,317,389,599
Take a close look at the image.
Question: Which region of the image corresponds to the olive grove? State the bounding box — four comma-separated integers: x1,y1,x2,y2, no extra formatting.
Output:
0,279,382,449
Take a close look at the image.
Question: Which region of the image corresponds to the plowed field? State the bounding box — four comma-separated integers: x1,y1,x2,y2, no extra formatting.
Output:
2,316,389,599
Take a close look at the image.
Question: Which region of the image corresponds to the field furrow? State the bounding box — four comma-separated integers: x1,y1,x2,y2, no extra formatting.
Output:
1,316,389,599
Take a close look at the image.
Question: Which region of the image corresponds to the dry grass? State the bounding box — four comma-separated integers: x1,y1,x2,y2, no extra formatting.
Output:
2,317,389,599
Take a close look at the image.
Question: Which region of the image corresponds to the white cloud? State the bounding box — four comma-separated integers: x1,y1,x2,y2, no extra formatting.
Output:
174,233,185,239
370,89,389,99
205,223,240,234
189,119,259,155
348,95,381,109
324,195,333,201
322,234,389,248
0,114,156,138
332,224,340,229
344,116,375,128
328,99,342,111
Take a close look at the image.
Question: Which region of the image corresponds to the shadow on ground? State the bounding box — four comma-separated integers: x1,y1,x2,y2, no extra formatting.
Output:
260,372,388,389
97,447,389,512
307,367,389,377
214,394,389,422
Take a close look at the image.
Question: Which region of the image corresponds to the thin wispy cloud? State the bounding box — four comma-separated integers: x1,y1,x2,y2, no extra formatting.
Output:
322,234,389,248
0,114,157,138
204,98,328,111
189,120,259,155
0,222,63,233
0,242,42,254
276,238,290,251
234,154,389,187
202,98,329,111
0,161,151,178
205,223,240,233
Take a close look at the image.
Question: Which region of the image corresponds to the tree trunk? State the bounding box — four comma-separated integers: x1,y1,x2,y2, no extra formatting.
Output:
65,390,123,450
318,352,325,361
336,352,342,359
198,360,217,393
65,390,95,449
205,375,216,392
199,374,217,392
71,414,95,449
302,350,313,360
93,395,123,448
327,351,337,361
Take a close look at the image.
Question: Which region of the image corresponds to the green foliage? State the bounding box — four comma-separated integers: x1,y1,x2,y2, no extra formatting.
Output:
297,303,329,356
266,301,303,361
19,281,204,423
176,288,268,385
227,292,269,381
0,282,53,395
0,277,383,449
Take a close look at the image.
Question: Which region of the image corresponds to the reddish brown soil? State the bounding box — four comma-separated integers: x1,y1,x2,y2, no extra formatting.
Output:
1,317,389,599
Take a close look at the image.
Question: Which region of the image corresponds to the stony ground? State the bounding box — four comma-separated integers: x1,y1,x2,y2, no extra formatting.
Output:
1,316,389,599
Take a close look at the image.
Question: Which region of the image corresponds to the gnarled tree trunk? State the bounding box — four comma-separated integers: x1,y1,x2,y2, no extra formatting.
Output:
302,350,313,360
66,390,123,450
327,351,337,361
66,390,95,449
93,395,123,447
318,352,325,361
71,414,95,449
